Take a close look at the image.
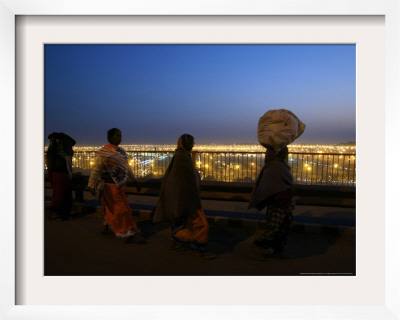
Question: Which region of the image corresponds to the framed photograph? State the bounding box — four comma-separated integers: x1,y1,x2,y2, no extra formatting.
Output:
1,0,399,319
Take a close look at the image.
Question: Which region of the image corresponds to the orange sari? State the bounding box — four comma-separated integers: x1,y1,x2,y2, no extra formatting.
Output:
101,184,138,237
173,208,209,244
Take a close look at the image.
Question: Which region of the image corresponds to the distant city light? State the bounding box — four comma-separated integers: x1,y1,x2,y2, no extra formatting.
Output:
45,143,356,186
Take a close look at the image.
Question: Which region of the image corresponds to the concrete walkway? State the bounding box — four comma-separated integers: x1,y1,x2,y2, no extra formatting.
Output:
45,194,356,276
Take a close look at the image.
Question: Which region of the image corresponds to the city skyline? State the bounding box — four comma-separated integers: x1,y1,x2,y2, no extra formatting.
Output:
71,143,356,152
45,44,356,146
65,143,356,186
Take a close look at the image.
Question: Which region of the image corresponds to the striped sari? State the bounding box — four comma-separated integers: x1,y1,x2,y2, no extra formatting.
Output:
98,144,130,189
98,144,139,237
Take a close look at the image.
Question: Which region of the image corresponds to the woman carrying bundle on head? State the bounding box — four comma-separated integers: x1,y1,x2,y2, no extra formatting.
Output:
249,109,305,255
248,146,294,255
153,134,215,259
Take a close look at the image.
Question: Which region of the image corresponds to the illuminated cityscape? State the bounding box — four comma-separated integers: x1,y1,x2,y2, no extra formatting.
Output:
45,144,356,186
72,144,356,154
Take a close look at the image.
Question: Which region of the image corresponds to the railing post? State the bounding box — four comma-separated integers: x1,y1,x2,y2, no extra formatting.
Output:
191,151,198,166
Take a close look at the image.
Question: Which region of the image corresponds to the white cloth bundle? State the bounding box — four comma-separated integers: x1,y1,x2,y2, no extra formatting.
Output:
257,109,305,151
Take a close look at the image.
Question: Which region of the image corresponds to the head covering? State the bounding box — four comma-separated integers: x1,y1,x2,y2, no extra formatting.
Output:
46,132,76,179
48,132,76,145
177,134,194,151
48,132,76,156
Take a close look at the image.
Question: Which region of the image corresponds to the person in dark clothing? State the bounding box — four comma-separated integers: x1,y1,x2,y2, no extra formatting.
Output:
46,132,76,220
248,146,295,254
153,134,215,259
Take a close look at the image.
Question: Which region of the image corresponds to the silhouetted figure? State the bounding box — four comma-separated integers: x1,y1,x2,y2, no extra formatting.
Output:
153,134,215,259
248,146,294,255
46,132,76,220
88,128,144,244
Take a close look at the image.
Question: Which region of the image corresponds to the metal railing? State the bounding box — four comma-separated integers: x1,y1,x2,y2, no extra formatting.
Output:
68,150,356,186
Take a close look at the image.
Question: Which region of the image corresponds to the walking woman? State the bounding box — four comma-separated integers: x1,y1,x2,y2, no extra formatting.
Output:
88,128,144,243
248,146,294,255
153,134,214,258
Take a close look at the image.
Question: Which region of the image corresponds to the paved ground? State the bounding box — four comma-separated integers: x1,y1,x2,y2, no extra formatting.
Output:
44,201,356,276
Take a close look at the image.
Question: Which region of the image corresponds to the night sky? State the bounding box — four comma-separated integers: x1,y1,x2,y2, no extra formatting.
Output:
45,44,356,146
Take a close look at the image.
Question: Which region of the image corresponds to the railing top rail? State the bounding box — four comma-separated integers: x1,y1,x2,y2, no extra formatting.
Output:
288,152,356,156
72,150,356,156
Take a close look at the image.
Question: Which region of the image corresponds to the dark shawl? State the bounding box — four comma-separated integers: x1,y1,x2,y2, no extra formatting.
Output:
46,132,76,176
248,147,293,211
153,148,201,223
47,132,76,156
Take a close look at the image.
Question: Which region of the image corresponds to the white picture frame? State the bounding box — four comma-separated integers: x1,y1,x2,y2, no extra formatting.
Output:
1,1,399,319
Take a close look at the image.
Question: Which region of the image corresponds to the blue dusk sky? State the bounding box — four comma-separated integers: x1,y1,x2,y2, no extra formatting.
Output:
45,44,356,146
